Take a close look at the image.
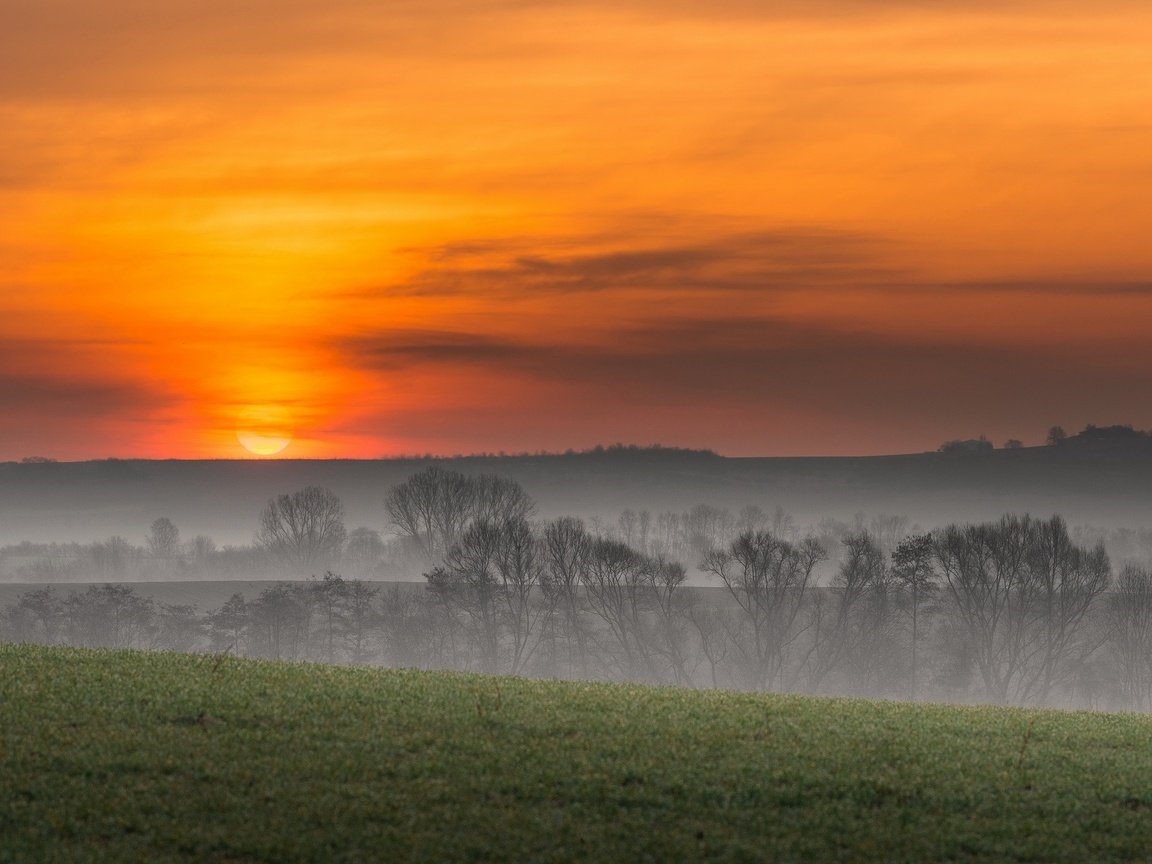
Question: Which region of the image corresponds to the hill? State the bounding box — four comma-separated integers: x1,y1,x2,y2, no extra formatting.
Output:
4,644,1152,862
4,445,1152,546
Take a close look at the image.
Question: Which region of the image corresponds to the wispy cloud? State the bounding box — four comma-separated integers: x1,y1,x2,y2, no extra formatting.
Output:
366,230,899,298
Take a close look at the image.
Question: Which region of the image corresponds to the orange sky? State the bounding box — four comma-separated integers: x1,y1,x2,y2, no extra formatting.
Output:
3,0,1152,458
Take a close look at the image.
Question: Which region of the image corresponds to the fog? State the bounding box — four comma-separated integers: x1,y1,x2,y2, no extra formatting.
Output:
4,442,1152,713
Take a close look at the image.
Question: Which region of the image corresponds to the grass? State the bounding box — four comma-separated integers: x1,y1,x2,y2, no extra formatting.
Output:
3,646,1152,863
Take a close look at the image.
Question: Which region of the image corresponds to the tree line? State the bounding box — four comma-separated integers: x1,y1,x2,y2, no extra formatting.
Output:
5,466,1152,711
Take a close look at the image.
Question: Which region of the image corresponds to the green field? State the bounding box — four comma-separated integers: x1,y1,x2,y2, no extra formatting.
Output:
3,646,1152,862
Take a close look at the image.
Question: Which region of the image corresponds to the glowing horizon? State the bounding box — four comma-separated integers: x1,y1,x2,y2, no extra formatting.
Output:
4,0,1151,459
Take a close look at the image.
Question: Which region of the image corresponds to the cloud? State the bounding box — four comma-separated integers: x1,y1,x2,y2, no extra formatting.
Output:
369,229,899,298
0,374,169,415
0,338,177,449
334,312,1152,446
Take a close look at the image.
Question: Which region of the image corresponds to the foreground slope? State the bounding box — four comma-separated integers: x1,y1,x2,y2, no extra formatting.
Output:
3,646,1152,863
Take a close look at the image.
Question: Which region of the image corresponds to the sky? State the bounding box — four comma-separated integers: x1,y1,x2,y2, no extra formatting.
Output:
3,0,1152,459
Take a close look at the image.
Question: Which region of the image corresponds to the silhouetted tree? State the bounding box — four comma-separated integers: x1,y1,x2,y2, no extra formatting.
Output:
1046,425,1067,446
63,584,153,648
803,532,887,693
154,603,203,652
341,577,380,664
582,538,656,681
344,527,385,578
186,535,217,573
702,530,825,690
1107,566,1152,710
426,516,546,675
891,533,937,699
147,517,182,576
147,517,181,559
257,486,347,575
90,536,137,580
247,583,312,660
933,514,1109,705
6,587,65,644
207,593,248,653
310,572,349,663
938,436,993,454
385,467,533,566
541,517,593,678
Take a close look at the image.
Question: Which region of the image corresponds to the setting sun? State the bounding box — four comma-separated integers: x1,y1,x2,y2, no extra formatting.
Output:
235,405,294,457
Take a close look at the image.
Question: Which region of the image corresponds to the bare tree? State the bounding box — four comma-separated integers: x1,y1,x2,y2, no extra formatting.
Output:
257,486,347,574
385,467,534,566
207,593,248,654
147,517,181,563
344,527,385,578
541,517,593,678
582,538,656,681
6,587,65,644
154,603,204,652
247,583,312,660
341,577,381,664
891,533,937,699
1107,565,1152,710
643,555,694,685
310,572,349,663
933,514,1109,705
803,532,887,694
63,584,154,648
426,516,546,675
701,530,825,690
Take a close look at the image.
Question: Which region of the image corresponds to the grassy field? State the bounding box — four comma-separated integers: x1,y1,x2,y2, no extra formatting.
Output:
3,647,1152,863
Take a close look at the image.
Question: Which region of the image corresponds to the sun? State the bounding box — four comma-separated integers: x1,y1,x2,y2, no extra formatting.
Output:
236,404,294,456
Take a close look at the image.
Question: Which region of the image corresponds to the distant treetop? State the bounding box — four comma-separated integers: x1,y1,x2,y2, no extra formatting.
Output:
387,443,718,459
937,436,994,455
570,443,718,457
1045,423,1152,448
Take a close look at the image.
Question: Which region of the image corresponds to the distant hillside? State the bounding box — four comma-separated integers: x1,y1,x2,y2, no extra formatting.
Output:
3,444,1152,546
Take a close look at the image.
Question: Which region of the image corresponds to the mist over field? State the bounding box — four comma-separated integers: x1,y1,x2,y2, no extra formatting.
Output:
4,441,1152,553
6,431,1152,714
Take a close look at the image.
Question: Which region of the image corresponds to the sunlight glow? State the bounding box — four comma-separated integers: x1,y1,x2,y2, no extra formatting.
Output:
235,405,294,457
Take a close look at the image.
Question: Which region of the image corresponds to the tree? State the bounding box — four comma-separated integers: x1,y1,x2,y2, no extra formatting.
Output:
1107,566,1152,710
187,535,217,570
207,593,248,653
1046,425,1067,446
426,516,546,675
63,584,153,648
701,530,825,690
247,583,311,660
344,527,385,578
154,603,204,652
541,517,593,678
385,467,534,566
582,538,656,681
891,533,937,699
257,486,347,574
90,536,137,579
1003,439,1024,450
7,587,64,644
147,517,182,575
341,577,380,664
938,436,993,454
309,572,350,663
803,532,888,694
933,514,1109,705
